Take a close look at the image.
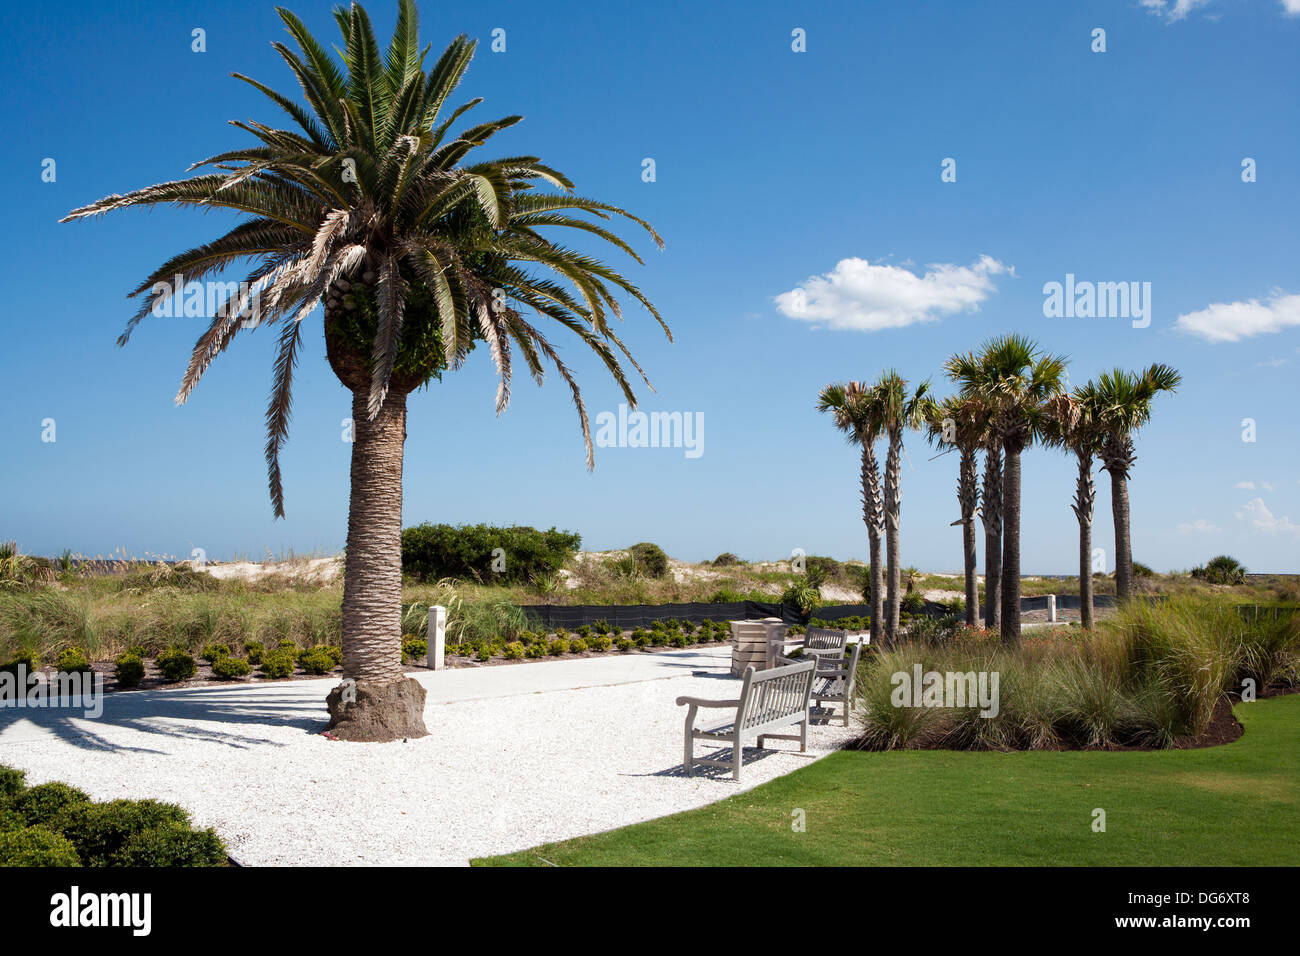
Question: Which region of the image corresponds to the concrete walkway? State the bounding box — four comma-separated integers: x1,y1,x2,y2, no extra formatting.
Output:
0,648,856,865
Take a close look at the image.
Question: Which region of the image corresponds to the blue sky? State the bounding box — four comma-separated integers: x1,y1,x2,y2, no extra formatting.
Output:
1,0,1298,573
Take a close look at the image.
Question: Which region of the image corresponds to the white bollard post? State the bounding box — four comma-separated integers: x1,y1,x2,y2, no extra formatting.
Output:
1047,594,1057,624
427,605,446,670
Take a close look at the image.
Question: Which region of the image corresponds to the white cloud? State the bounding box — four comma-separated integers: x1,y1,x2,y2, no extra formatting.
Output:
1175,292,1300,343
775,255,1012,332
1140,0,1215,22
1143,0,1300,20
1240,497,1300,538
1177,518,1221,534
1235,481,1256,489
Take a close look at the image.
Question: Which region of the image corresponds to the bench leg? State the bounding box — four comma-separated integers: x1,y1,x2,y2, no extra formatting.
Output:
682,709,696,776
800,717,808,752
732,734,743,780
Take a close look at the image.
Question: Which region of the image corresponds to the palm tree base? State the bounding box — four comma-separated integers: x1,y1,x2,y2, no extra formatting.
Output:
325,677,429,742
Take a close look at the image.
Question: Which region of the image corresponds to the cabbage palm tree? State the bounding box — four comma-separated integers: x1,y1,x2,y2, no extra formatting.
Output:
872,371,930,640
817,382,885,645
1042,387,1099,628
921,394,986,628
61,1,667,739
946,336,1069,646
980,427,1002,632
1081,365,1181,602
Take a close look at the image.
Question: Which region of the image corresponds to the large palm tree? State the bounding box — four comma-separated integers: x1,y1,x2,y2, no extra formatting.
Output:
1041,388,1098,627
872,371,930,640
921,394,986,628
946,336,1069,646
61,2,668,740
1082,365,1181,602
817,382,886,645
980,426,1002,632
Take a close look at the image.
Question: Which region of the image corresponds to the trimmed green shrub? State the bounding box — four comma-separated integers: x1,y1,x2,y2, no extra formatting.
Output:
576,625,592,639
616,637,635,652
13,782,91,827
672,634,690,648
116,823,227,867
401,522,580,584
156,648,196,682
211,656,252,679
590,636,613,652
259,650,296,679
0,765,26,800
525,642,547,659
548,639,570,656
502,641,525,660
114,653,145,688
401,636,428,663
0,650,39,675
55,647,92,674
298,647,337,675
0,826,81,866
244,641,265,665
592,619,611,635
475,646,492,662
200,643,230,664
569,638,589,654
54,798,190,866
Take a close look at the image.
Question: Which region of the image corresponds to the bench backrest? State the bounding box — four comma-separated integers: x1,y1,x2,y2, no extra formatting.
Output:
738,658,815,731
805,627,849,652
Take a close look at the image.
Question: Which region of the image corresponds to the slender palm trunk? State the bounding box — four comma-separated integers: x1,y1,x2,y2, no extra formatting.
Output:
1103,434,1137,602
1000,441,1022,646
1071,447,1096,629
884,431,903,640
958,446,979,628
326,390,429,741
861,446,886,645
980,443,1002,632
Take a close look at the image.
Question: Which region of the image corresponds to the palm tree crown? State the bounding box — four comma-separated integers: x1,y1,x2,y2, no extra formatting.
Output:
62,0,669,516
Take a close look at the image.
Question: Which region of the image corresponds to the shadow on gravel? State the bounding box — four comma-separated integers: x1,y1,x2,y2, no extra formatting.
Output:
0,684,327,754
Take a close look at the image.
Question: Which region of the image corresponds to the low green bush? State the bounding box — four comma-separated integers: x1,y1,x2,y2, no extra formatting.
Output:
569,638,589,653
55,647,91,674
200,643,230,664
259,650,297,679
401,636,428,663
115,823,227,867
502,641,525,660
0,766,25,800
244,641,265,665
525,642,547,659
627,542,669,579
12,782,91,827
616,637,635,652
592,619,611,635
156,647,196,682
211,655,252,679
54,798,191,866
548,639,570,656
672,634,690,648
298,647,337,675
475,646,492,662
401,522,581,584
0,650,39,675
0,826,81,866
590,636,613,652
0,806,23,832
114,653,145,688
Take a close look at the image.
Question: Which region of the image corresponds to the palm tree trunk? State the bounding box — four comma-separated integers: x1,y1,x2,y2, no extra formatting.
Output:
981,443,1002,632
1072,447,1095,629
1110,468,1133,602
326,390,429,741
1000,442,1022,646
1104,434,1137,602
958,446,979,627
861,446,885,645
884,432,903,640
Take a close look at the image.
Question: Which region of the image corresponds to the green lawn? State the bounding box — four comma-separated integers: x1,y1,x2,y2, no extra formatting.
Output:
476,694,1299,866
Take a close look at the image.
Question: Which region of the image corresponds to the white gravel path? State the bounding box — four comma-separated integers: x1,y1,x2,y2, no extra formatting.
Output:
0,647,856,866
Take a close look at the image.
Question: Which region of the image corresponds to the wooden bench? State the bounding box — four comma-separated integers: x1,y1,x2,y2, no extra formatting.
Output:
676,657,816,780
811,642,863,726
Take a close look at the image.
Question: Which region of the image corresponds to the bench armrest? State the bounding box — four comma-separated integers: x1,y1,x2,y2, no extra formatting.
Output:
675,696,740,708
